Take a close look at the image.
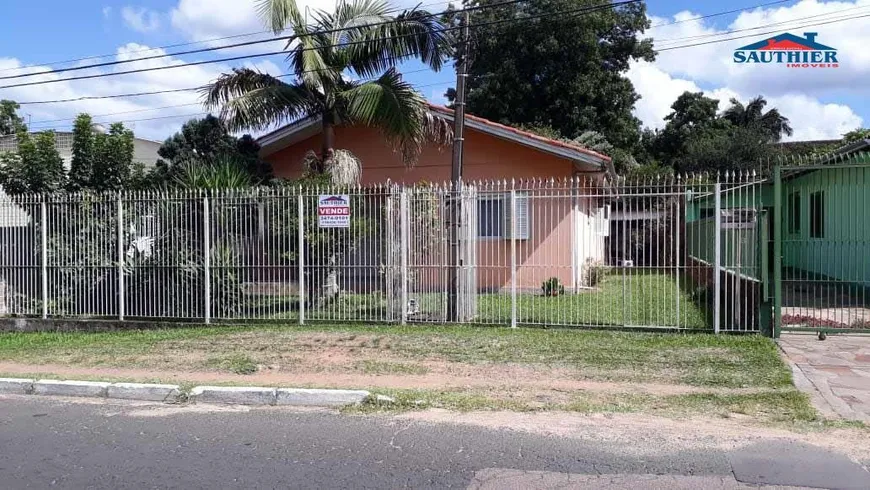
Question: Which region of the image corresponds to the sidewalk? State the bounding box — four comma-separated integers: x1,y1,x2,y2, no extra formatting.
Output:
779,333,870,422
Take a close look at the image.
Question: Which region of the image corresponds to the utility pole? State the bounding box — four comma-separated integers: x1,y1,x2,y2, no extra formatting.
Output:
447,10,470,322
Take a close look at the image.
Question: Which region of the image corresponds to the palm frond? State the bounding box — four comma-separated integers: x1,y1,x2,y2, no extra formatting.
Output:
172,156,252,190
341,8,454,78
256,0,306,34
342,68,451,165
320,0,392,47
302,149,362,185
288,33,340,91
202,68,319,132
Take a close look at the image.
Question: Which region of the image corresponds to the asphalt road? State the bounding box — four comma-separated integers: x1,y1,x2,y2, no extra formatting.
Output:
0,395,868,489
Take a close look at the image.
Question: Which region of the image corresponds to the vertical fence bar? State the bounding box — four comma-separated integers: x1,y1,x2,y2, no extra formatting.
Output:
117,195,125,320
297,192,305,325
400,188,409,325
675,179,682,327
510,186,518,328
773,165,783,338
713,182,722,334
203,196,211,324
40,200,48,319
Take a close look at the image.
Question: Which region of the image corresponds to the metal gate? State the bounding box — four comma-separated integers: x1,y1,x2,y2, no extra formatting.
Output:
773,162,870,335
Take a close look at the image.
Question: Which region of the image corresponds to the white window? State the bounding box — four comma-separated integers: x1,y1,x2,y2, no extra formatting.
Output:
477,193,529,239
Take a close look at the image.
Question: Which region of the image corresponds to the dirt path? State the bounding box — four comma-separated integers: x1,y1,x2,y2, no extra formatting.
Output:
0,361,771,396
403,410,870,464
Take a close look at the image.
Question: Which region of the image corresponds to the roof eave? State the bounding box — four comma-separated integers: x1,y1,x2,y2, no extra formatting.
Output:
257,116,321,157
433,110,609,170
256,110,611,171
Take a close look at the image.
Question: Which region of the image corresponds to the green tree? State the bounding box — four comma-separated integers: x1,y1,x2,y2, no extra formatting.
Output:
0,130,66,194
675,125,774,173
445,0,654,150
842,128,870,144
648,92,726,163
722,95,793,142
89,123,135,191
156,115,270,183
0,100,26,135
203,0,453,174
642,91,782,172
68,114,95,190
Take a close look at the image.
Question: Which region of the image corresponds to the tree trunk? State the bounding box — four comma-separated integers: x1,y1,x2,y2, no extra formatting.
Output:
309,113,339,309
320,113,335,172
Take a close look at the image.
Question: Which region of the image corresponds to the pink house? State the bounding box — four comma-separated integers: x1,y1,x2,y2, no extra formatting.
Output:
258,105,613,292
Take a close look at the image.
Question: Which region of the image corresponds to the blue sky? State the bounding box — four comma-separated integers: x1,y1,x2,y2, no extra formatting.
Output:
0,0,866,142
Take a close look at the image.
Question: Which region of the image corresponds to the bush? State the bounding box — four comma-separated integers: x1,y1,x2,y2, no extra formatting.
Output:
541,277,565,297
583,259,610,287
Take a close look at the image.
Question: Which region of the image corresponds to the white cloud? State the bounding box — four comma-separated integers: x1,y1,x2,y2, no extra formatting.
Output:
628,61,863,141
632,1,870,140
121,6,162,33
168,0,423,51
429,88,449,106
0,44,282,141
102,6,112,19
648,1,870,96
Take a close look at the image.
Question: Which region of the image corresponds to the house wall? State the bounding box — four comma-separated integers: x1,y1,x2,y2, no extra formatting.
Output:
265,125,606,292
782,166,870,286
266,125,586,184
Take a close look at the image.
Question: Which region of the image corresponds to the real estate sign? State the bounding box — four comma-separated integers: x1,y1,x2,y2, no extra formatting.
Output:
317,194,351,228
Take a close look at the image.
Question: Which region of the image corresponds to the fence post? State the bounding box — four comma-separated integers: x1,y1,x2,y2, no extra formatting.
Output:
40,200,47,319
773,165,783,338
297,193,305,325
203,196,211,324
713,182,722,334
510,186,517,328
400,188,409,325
117,195,125,321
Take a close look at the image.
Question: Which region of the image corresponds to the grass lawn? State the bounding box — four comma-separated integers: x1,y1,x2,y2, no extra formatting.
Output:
478,272,708,328
0,324,822,426
301,272,710,329
0,325,784,388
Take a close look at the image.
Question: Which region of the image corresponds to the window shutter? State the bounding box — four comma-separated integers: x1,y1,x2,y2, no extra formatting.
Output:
503,193,530,240
596,205,610,236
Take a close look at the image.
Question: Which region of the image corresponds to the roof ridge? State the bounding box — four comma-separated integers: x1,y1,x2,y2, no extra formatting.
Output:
426,103,611,162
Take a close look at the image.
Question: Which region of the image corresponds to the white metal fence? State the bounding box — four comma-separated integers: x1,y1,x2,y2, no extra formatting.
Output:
0,174,769,331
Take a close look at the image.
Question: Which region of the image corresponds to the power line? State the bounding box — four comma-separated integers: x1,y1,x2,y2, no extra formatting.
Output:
1,0,636,92
27,79,453,131
0,0,456,75
0,0,524,82
29,111,208,130
28,103,203,125
647,0,793,30
18,59,436,105
25,67,435,124
654,4,870,46
658,12,870,51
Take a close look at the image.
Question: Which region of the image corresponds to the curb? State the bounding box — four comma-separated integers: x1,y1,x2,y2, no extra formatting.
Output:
188,386,371,407
0,378,370,408
190,386,277,405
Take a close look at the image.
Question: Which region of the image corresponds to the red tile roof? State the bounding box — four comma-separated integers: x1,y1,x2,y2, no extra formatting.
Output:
427,104,612,163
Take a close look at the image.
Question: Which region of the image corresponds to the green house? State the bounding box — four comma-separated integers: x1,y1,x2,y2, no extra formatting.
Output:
685,140,870,332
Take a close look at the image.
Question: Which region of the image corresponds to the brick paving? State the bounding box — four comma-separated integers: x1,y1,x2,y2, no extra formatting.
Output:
778,333,870,422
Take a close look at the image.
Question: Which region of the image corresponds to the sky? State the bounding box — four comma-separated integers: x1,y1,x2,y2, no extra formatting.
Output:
0,0,866,143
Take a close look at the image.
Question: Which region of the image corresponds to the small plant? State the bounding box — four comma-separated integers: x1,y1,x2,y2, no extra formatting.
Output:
542,277,565,297
583,259,611,287
207,354,259,375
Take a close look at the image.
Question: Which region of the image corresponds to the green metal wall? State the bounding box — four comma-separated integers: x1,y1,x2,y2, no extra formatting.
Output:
782,165,870,286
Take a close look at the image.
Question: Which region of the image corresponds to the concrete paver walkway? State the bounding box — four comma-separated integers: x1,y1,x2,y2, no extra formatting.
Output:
778,333,870,422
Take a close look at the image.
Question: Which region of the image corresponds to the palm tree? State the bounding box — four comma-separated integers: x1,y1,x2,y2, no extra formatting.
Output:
722,96,793,142
203,0,453,172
